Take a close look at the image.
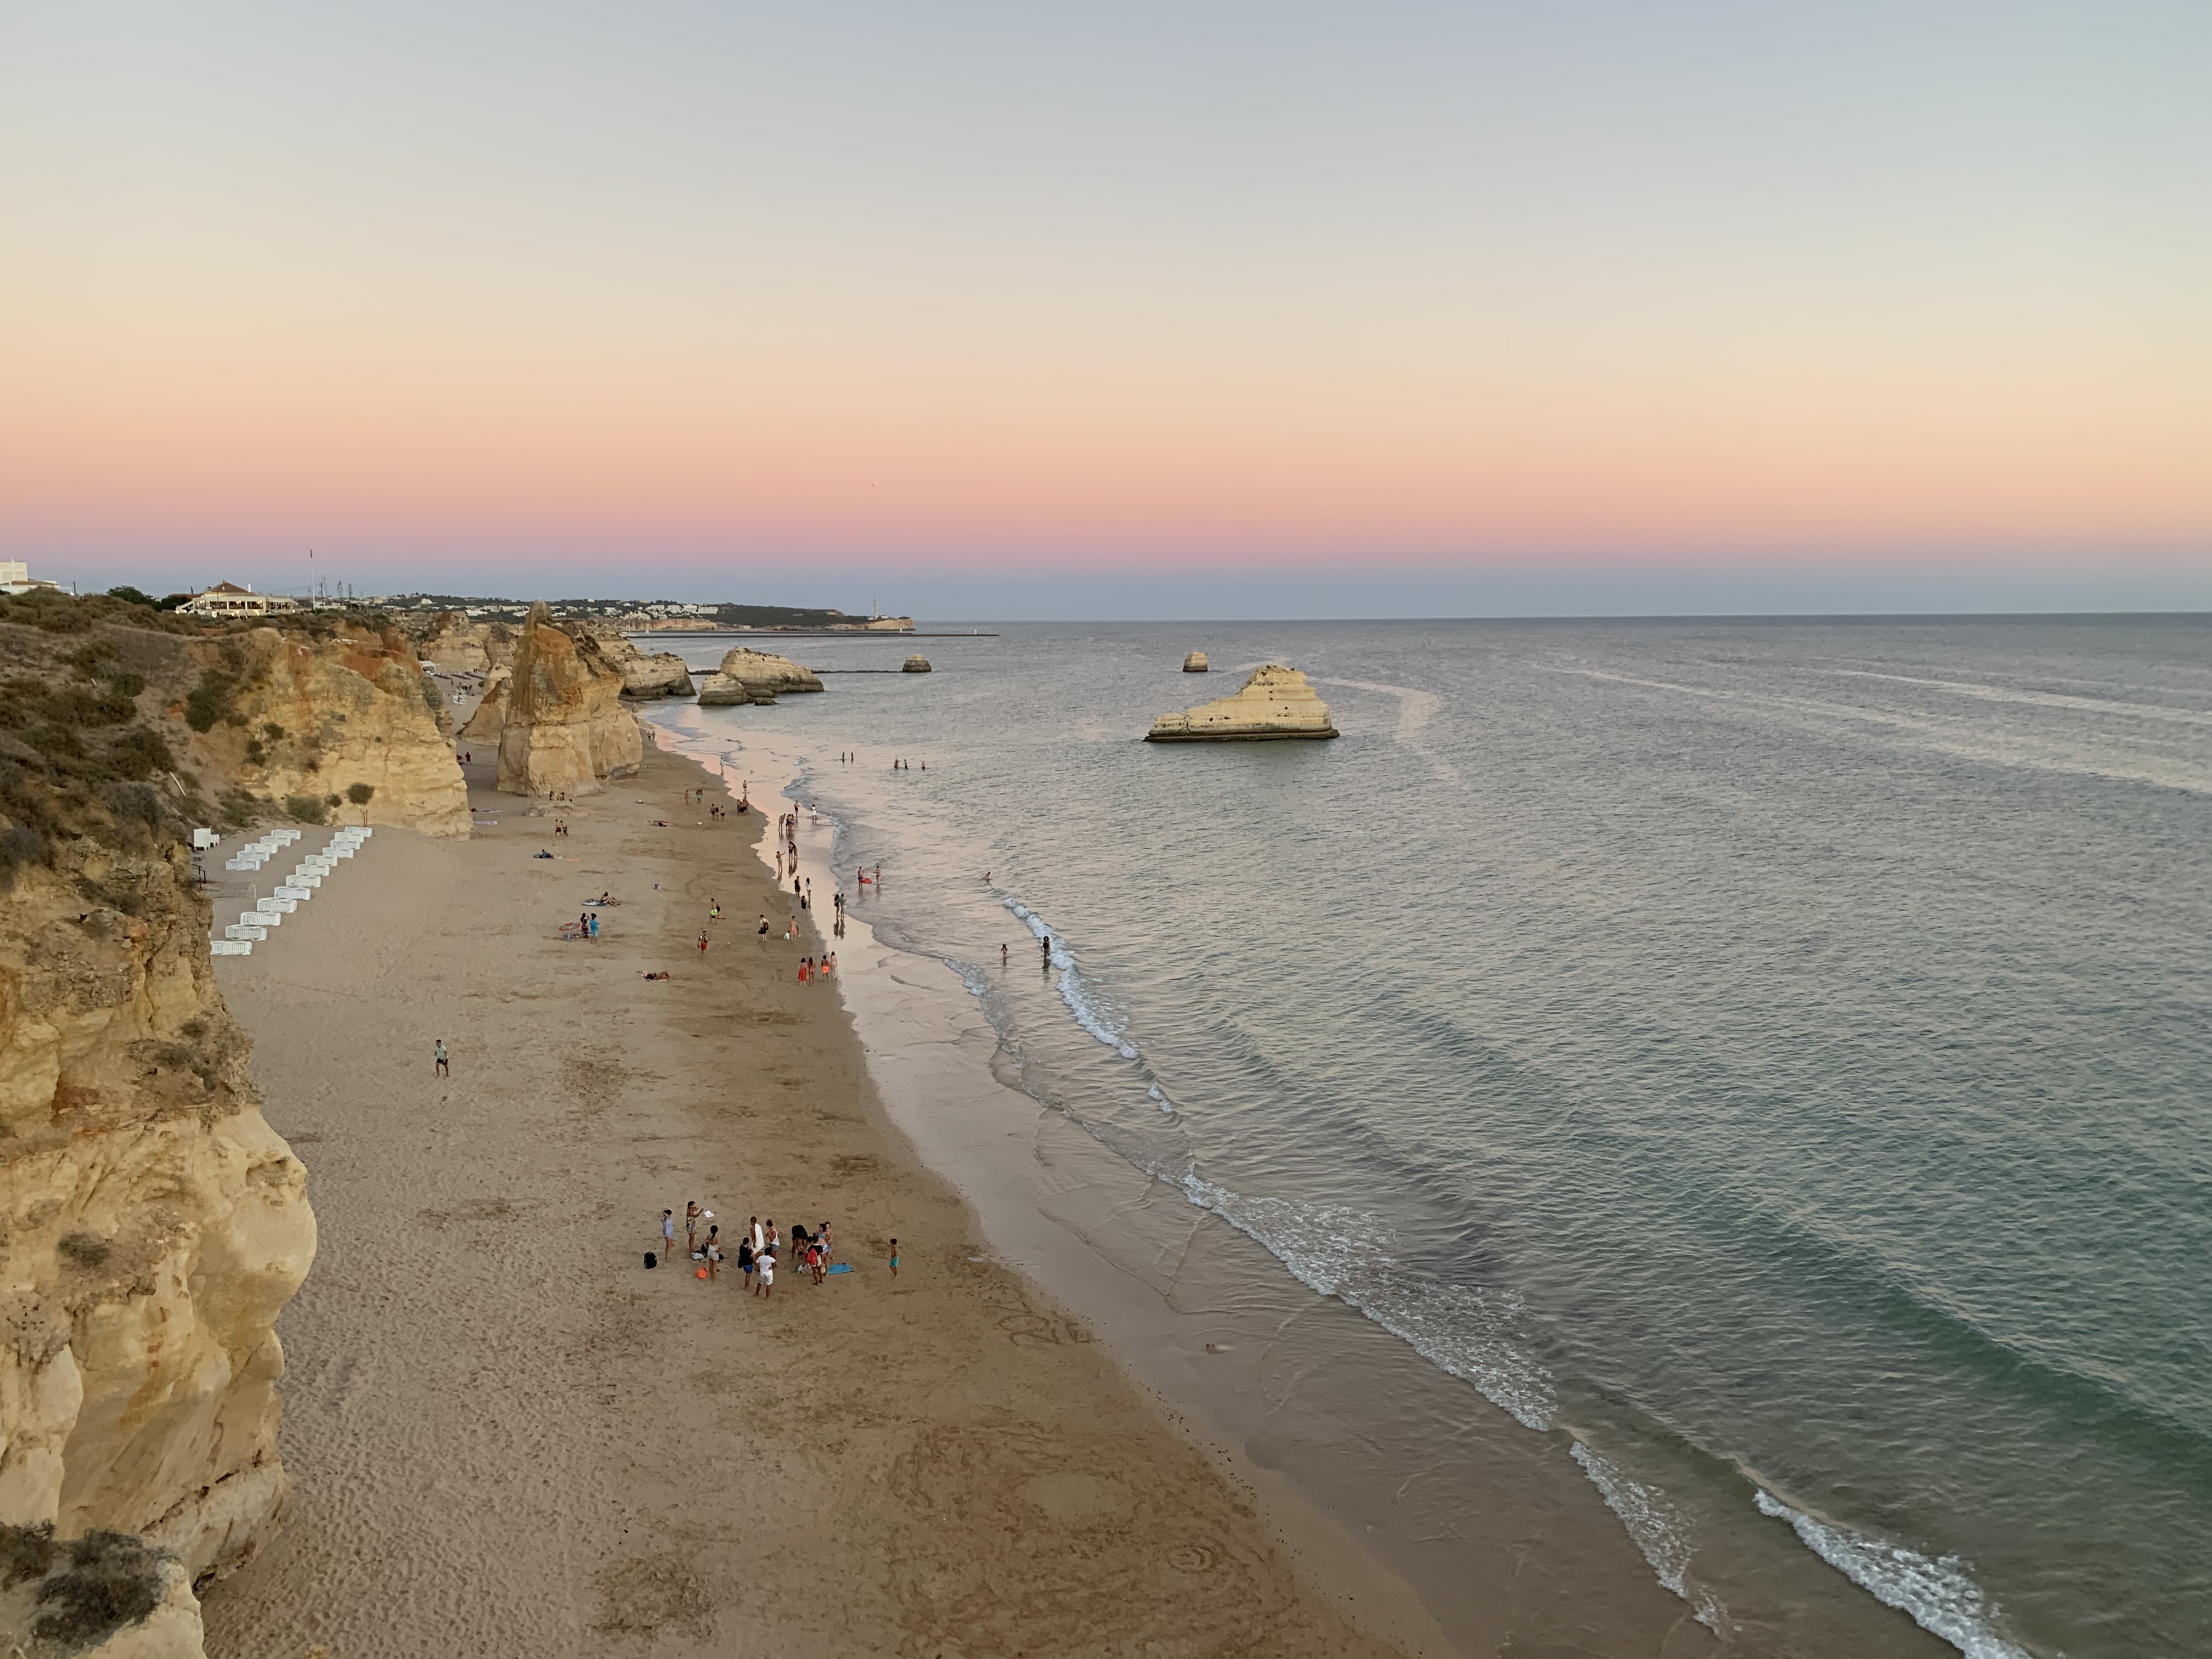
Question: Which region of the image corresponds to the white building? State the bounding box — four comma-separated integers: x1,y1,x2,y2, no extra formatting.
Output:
177,582,303,618
1,561,61,596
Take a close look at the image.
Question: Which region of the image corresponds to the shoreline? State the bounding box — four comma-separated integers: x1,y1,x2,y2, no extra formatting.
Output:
659,713,1726,1658
198,740,1416,1655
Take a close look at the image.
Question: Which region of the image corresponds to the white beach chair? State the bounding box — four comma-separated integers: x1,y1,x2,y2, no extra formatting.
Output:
211,939,253,955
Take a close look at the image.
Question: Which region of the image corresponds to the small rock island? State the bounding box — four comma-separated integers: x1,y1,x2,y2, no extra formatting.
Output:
696,646,825,705
903,654,932,673
1146,664,1339,742
1183,651,1209,672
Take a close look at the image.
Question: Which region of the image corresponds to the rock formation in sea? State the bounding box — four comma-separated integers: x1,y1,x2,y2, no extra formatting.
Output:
1144,664,1340,742
160,626,472,838
695,647,825,706
0,616,318,1659
1183,651,1209,673
493,603,644,796
902,654,932,674
591,633,696,699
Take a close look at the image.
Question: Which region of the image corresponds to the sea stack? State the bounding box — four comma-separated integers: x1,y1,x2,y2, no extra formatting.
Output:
1145,664,1339,742
1183,651,1209,672
494,602,645,794
903,654,932,673
696,646,823,705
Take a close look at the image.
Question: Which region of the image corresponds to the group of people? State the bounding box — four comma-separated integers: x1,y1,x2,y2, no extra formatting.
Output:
798,952,836,983
658,1205,891,1296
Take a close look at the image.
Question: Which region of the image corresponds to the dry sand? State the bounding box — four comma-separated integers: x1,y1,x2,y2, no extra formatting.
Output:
198,744,1426,1657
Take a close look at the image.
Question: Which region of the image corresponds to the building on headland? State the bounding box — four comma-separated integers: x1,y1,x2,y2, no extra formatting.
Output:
1,561,62,596
177,582,304,618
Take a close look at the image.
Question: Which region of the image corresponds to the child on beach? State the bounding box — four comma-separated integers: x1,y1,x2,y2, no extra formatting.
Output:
888,1238,899,1278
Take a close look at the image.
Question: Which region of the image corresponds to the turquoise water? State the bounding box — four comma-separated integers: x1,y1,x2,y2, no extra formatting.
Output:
654,617,2211,1656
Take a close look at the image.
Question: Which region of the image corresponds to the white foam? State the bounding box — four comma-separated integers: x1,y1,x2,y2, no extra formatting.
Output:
1752,1491,2033,1659
1002,899,1141,1060
1177,1173,1557,1432
1571,1443,1730,1633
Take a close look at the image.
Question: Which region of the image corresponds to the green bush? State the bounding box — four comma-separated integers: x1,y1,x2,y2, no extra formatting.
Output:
346,781,375,805
105,585,159,608
284,794,327,824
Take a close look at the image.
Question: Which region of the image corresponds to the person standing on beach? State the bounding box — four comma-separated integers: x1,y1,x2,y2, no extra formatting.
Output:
751,1216,764,1256
698,931,709,953
737,1233,754,1288
705,1224,722,1280
757,1249,774,1299
659,1209,676,1261
1000,944,1008,966
758,915,770,935
1041,934,1052,967
685,1201,702,1256
889,1238,899,1278
434,1039,449,1076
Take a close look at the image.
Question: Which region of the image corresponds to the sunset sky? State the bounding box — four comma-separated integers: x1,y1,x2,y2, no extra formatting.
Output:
3,2,2207,615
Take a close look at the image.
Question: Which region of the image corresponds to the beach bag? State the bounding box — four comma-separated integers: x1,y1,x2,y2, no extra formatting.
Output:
695,1266,709,1279
645,1251,657,1269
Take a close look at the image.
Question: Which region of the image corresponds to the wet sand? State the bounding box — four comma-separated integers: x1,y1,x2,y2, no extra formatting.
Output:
664,719,1731,1658
198,743,1427,1657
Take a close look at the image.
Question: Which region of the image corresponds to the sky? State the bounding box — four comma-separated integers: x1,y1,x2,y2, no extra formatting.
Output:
3,1,2207,617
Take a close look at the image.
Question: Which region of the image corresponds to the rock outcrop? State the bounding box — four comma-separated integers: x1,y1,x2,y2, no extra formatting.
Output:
458,667,510,746
594,635,696,699
414,611,492,673
902,655,932,674
1144,664,1339,742
695,647,823,707
0,819,315,1658
164,627,471,837
1183,652,1209,673
494,605,643,797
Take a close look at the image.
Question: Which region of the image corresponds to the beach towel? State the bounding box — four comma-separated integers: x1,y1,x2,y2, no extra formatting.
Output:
826,1263,854,1276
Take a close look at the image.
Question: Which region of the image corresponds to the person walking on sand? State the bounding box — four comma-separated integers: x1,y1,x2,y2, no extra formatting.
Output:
1001,944,1008,966
889,1238,900,1278
705,1224,722,1280
698,931,709,953
709,900,721,919
685,1201,702,1256
757,1249,774,1299
819,1220,834,1267
434,1039,449,1077
659,1209,676,1261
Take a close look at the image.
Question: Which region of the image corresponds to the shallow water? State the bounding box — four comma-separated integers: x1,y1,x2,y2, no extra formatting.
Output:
651,617,2212,1657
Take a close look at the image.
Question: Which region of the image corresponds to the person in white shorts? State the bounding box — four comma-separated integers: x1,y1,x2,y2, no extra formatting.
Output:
756,1250,774,1299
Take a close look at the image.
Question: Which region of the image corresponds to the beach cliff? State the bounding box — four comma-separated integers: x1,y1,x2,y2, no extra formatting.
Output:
594,634,696,700
696,647,823,706
492,604,643,796
0,614,319,1659
163,627,471,838
1146,664,1339,741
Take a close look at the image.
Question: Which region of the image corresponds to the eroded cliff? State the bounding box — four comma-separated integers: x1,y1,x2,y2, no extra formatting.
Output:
1145,664,1339,741
1,614,316,1658
494,605,643,797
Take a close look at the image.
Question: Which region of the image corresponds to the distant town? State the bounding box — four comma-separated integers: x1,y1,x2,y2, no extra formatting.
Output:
0,563,913,633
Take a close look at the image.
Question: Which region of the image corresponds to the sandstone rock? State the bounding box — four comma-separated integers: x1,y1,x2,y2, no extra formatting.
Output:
415,611,492,673
494,604,644,797
168,627,471,837
595,634,696,699
1144,664,1339,742
458,666,510,744
1183,652,1209,672
0,840,315,1656
697,647,822,705
902,655,932,674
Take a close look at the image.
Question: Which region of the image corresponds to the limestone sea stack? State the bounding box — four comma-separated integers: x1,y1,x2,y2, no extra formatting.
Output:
696,646,824,706
593,631,696,699
414,610,493,672
1183,651,1209,672
1145,664,1339,742
903,654,932,673
494,603,644,795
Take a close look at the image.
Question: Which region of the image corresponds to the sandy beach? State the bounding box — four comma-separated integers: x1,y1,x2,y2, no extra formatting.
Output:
195,742,1432,1657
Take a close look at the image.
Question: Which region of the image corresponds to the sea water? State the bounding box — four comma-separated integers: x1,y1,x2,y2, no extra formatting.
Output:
649,617,2211,1657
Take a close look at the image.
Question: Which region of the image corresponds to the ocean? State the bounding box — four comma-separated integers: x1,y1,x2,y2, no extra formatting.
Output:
645,616,2211,1657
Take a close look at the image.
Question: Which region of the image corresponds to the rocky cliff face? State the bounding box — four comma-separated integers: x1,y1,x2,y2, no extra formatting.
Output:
1145,664,1339,741
458,667,510,746
163,628,470,838
593,635,696,699
494,605,643,797
412,612,491,673
0,770,314,1659
696,647,823,706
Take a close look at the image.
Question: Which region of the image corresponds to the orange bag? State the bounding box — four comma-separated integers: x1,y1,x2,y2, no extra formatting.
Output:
695,1266,709,1279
